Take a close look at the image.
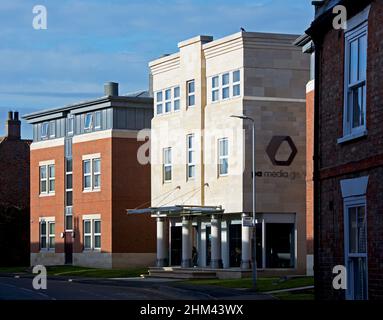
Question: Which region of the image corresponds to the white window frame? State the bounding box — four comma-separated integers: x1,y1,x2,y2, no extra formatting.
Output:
187,80,195,108
94,111,102,130
156,91,163,115
39,161,55,196
344,196,368,300
174,86,180,112
339,9,370,143
212,76,220,102
49,121,56,138
232,70,241,97
82,154,101,192
164,89,172,113
163,147,172,183
67,116,74,136
84,113,93,131
39,218,55,251
221,73,230,100
218,138,229,177
83,216,101,251
187,134,196,180
41,122,49,139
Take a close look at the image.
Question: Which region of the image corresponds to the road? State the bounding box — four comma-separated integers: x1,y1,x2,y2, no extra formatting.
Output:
0,276,273,300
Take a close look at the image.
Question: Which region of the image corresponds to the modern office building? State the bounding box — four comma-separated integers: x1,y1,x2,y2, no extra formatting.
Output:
144,31,310,276
24,83,156,269
0,111,31,266
306,0,383,300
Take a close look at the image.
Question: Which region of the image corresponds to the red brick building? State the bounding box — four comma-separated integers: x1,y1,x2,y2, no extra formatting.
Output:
307,0,383,300
0,111,31,266
24,83,156,268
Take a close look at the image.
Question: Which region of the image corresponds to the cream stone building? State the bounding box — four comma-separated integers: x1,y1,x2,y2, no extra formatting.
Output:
143,31,310,276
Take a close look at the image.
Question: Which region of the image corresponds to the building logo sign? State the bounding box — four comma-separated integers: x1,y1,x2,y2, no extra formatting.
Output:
266,136,298,167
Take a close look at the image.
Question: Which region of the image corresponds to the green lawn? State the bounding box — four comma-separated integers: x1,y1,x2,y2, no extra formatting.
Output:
180,276,314,293
0,265,148,279
273,289,315,301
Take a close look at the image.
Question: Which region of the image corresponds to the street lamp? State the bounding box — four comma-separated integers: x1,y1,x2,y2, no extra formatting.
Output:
231,114,257,290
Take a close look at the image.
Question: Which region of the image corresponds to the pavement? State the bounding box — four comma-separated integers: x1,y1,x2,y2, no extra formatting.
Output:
0,274,274,300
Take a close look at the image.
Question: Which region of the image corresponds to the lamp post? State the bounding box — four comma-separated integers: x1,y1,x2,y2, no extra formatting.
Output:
231,115,257,290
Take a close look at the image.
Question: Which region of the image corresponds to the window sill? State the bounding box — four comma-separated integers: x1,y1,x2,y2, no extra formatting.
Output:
337,130,368,144
39,193,55,198
83,189,101,194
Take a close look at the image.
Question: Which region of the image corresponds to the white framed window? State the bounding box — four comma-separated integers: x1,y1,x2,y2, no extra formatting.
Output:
41,122,49,139
65,158,73,231
83,156,101,191
344,197,368,300
233,70,241,97
212,76,219,102
49,121,56,138
174,86,180,111
187,80,195,107
222,73,230,100
156,91,163,115
83,218,101,251
165,89,172,113
163,147,172,183
218,138,229,176
187,134,196,180
95,111,101,130
67,116,74,136
40,163,55,195
342,20,368,140
40,219,55,251
84,113,93,131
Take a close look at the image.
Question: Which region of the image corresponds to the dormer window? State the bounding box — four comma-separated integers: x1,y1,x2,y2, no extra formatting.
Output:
84,113,93,131
41,122,49,139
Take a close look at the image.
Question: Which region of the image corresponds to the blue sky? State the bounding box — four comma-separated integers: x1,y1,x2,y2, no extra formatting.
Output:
0,0,314,138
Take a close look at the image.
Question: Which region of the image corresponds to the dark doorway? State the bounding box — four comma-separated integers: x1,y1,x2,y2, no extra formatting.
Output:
64,232,73,264
229,224,242,267
206,226,211,266
170,226,182,266
266,223,295,268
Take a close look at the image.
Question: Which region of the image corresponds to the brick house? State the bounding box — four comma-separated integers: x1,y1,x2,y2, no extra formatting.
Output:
306,0,383,300
23,83,156,269
0,111,31,266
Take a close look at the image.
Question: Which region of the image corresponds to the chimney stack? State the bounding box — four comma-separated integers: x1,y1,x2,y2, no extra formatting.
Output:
5,111,21,140
104,82,119,97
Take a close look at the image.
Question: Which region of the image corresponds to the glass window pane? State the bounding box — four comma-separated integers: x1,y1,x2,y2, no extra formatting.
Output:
174,100,180,111
41,180,47,193
84,235,91,249
40,166,47,179
94,174,101,188
49,165,55,178
66,174,73,189
212,90,219,102
188,95,195,107
94,220,101,234
222,87,230,99
233,70,240,83
174,86,180,98
41,222,47,235
66,159,73,172
349,207,358,253
350,39,358,84
212,76,219,88
49,121,55,137
49,180,55,192
66,191,73,206
84,220,91,234
188,165,195,178
357,206,367,253
84,160,91,174
156,91,163,102
41,236,47,248
222,73,230,85
66,215,73,231
95,112,101,128
84,176,91,189
93,159,100,173
94,235,101,249
233,84,240,97
85,114,93,129
165,89,171,100
164,167,172,181
49,223,55,235
188,81,195,93
359,34,367,81
157,104,163,115
165,102,171,113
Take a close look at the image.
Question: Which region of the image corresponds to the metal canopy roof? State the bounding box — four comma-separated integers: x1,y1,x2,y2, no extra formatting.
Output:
127,205,224,217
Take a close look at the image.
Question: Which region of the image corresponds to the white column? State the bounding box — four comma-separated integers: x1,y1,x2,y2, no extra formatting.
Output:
241,214,251,269
181,216,192,268
211,215,223,269
156,217,168,267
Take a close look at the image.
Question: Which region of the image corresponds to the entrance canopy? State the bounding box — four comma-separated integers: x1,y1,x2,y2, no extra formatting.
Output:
127,205,224,218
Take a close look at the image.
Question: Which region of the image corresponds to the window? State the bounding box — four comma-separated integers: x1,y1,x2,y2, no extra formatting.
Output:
41,122,49,139
187,134,196,180
65,159,73,231
83,219,101,251
40,220,55,250
40,163,55,195
49,121,56,138
222,73,230,100
343,22,368,138
218,138,229,176
233,70,241,96
95,111,101,130
345,199,368,300
83,157,101,191
67,116,74,136
174,86,180,111
165,89,172,113
84,113,93,131
212,76,219,102
163,148,172,182
156,91,163,115
187,80,195,107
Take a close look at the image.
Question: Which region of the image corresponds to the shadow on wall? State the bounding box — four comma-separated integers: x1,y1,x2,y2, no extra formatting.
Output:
0,206,30,267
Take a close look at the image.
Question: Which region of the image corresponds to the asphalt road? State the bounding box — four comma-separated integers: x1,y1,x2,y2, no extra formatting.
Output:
0,276,272,300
